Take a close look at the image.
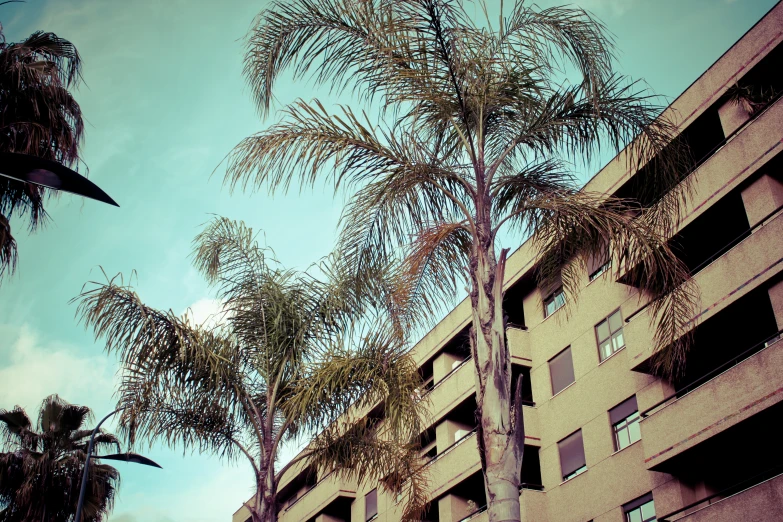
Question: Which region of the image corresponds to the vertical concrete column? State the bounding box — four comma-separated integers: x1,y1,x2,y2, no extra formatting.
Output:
435,419,473,453
740,174,783,227
718,98,751,136
768,279,783,331
433,352,464,384
438,493,472,522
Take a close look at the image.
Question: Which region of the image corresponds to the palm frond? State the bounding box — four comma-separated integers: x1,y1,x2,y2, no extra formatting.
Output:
0,212,17,283
527,190,698,371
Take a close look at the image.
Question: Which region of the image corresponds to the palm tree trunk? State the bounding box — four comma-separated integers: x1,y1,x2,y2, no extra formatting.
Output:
252,465,278,522
469,221,524,522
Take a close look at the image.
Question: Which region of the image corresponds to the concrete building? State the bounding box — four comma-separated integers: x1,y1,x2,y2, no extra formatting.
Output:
234,3,783,521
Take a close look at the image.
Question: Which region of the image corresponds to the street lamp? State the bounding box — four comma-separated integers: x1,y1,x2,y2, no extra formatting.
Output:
0,152,119,206
74,408,160,521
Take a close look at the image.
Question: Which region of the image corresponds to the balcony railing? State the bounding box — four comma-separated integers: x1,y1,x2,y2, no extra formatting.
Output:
658,465,783,521
641,329,783,418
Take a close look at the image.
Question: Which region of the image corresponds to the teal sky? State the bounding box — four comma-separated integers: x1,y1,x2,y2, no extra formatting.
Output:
0,0,778,520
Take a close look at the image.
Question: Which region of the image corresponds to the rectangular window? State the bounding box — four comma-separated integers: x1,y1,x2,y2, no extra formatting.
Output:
558,429,587,481
365,488,378,521
596,309,625,361
623,493,655,522
549,347,575,396
588,249,611,281
609,396,641,451
589,260,611,281
544,287,566,317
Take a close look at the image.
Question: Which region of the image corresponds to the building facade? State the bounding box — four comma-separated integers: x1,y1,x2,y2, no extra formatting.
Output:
234,3,783,521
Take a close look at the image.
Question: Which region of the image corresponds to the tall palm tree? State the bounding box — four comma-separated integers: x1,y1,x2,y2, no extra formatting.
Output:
0,24,84,283
0,394,120,522
225,1,699,520
75,216,428,522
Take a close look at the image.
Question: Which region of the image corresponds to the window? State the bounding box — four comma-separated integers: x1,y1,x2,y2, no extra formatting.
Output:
549,346,575,396
623,493,655,522
589,260,611,281
544,287,566,317
588,249,611,281
365,488,378,521
558,429,587,481
596,309,625,361
609,396,641,451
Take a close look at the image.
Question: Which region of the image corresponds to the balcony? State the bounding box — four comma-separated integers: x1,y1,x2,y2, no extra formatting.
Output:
507,326,531,361
639,334,783,471
279,472,356,522
660,471,783,521
426,358,475,422
625,208,783,368
427,430,481,498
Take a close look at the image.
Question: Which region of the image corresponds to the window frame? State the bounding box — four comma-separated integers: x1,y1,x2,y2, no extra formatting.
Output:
595,309,626,362
612,411,641,451
543,287,566,318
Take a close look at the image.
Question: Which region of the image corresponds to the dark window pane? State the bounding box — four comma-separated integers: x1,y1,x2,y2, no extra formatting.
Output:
365,488,378,521
549,347,575,395
558,429,586,479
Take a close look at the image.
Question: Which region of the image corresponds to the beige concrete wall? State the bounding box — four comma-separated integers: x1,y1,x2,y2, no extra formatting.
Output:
769,278,783,329
232,505,251,522
434,352,465,384
436,419,473,454
718,98,752,136
438,493,472,522
741,172,783,227
641,337,783,470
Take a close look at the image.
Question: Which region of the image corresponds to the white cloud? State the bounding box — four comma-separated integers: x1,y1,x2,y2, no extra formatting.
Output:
181,297,230,330
0,324,117,418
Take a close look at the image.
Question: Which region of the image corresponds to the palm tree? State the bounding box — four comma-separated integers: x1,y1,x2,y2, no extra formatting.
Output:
0,394,120,522
0,23,84,283
224,1,699,520
75,216,428,522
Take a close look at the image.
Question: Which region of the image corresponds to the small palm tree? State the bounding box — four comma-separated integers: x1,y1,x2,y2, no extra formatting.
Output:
0,23,84,282
226,1,699,520
0,394,120,522
75,216,428,522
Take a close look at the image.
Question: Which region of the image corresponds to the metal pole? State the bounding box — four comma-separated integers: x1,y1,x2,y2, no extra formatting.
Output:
74,408,122,522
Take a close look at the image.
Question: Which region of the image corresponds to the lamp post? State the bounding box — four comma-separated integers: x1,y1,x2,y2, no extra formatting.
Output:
74,408,160,521
0,152,119,206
